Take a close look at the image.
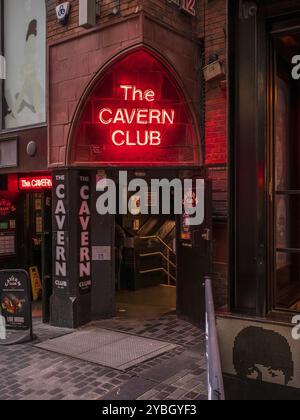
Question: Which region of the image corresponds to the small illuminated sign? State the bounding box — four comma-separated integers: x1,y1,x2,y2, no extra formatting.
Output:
19,176,53,191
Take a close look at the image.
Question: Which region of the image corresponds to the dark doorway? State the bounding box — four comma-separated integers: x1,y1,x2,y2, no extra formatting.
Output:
107,169,212,326
114,170,177,320
270,31,300,312
24,190,52,321
176,171,212,326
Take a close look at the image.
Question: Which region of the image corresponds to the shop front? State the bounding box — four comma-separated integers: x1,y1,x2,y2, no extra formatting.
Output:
0,173,52,322
49,45,212,328
0,0,49,321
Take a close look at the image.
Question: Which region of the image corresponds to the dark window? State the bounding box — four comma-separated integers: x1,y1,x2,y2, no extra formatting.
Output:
273,33,300,311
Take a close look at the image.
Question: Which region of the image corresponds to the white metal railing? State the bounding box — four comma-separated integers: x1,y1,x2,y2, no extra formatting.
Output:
205,276,225,401
138,236,176,285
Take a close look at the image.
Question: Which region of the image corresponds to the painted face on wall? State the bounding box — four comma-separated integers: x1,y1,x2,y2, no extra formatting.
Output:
247,364,286,386
233,326,294,386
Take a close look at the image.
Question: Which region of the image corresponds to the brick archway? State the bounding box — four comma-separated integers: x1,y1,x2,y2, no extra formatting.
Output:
67,47,202,167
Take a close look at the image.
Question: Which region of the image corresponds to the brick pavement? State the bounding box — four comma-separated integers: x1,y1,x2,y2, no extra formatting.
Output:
0,314,207,400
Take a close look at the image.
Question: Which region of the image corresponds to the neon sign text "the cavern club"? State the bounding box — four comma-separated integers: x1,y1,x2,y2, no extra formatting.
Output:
98,85,176,147
19,176,53,191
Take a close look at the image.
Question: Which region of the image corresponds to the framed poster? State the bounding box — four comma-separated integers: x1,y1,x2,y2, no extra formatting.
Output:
4,0,46,129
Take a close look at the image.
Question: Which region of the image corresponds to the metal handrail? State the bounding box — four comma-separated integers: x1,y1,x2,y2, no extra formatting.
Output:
138,236,176,285
139,235,176,255
205,276,225,401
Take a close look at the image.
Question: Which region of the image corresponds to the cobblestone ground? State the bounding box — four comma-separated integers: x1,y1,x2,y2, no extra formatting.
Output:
0,315,207,401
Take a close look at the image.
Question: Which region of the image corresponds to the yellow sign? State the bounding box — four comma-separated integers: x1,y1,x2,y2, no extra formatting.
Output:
29,266,42,301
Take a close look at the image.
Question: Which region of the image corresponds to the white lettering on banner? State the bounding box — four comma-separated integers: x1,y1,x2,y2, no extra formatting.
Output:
79,181,91,288
55,182,67,278
79,280,91,289
55,280,67,288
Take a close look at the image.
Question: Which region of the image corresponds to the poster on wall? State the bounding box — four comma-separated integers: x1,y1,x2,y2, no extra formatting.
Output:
4,0,46,129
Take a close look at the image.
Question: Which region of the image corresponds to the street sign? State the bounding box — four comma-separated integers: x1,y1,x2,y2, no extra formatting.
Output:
0,270,33,345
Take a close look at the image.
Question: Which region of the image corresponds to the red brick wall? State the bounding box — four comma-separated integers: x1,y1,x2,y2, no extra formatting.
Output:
46,0,205,167
47,1,142,43
204,0,227,165
203,0,228,308
47,1,204,43
46,0,226,164
46,0,229,308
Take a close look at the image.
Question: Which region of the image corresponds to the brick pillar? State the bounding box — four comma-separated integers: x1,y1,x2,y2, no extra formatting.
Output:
50,170,92,328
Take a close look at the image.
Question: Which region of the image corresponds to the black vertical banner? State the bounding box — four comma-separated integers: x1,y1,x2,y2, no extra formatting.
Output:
78,173,92,294
52,173,69,294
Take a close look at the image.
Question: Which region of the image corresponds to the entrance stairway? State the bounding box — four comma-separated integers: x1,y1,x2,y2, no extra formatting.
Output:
135,220,177,287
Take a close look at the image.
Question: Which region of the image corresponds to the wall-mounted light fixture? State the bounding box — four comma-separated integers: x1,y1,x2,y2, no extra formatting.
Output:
26,141,37,158
203,54,225,82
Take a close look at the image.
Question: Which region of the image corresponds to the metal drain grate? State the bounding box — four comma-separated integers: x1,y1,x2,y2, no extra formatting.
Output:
35,328,176,370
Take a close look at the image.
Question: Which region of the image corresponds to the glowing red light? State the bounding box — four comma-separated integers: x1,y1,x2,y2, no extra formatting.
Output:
72,49,200,166
19,176,53,190
98,85,175,148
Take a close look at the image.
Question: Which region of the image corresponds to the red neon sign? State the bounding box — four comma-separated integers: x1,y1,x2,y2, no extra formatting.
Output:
19,176,53,190
72,50,200,166
98,85,176,147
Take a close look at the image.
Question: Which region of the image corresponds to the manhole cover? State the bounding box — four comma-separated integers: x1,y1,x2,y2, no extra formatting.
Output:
35,328,176,370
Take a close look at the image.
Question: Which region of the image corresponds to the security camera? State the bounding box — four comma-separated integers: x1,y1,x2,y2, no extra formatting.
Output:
56,2,71,25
